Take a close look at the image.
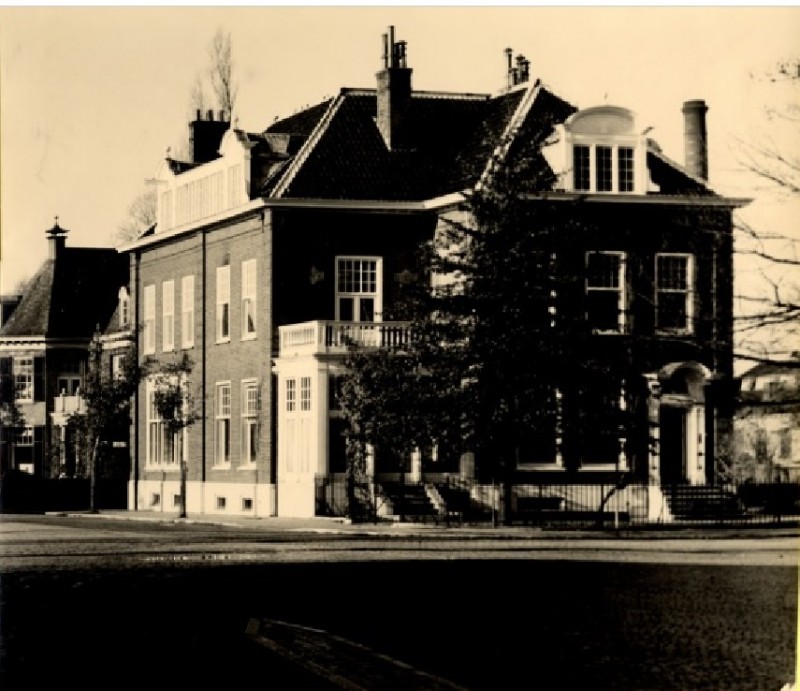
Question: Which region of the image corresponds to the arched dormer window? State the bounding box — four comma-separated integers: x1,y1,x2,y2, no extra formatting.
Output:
562,106,648,195
118,287,130,329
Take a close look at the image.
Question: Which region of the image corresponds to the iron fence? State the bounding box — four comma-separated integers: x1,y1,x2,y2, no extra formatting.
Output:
315,473,800,528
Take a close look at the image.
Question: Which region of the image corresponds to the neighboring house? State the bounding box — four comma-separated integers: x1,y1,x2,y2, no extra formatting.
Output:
121,28,747,518
0,221,131,480
734,358,800,482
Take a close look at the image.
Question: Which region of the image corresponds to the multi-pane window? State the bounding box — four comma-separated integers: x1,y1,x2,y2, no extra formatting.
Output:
586,252,626,333
242,259,257,338
216,265,230,342
241,380,259,465
618,147,634,192
336,257,381,322
300,377,312,412
143,284,156,354
118,287,130,328
286,379,296,412
111,354,124,381
656,254,693,332
573,145,590,191
181,275,194,348
162,280,175,352
57,357,82,395
18,427,34,446
146,384,177,468
215,382,231,465
595,146,613,192
13,357,34,402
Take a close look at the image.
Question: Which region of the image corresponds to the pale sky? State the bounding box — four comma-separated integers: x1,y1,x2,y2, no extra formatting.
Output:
1,6,798,297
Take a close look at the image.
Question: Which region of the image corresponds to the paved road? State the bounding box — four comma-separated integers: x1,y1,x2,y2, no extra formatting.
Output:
1,514,797,690
1,513,797,569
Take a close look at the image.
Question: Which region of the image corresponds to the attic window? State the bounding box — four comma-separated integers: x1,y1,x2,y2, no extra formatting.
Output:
118,287,130,328
564,106,643,194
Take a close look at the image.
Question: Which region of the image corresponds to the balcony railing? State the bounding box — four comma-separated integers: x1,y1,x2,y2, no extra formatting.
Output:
52,393,86,415
279,320,413,358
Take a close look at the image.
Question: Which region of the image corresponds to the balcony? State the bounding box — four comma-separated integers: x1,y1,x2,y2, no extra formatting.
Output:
51,393,86,425
278,320,413,358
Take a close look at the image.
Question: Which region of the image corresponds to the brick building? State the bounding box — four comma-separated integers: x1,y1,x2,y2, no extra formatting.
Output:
0,221,131,480
122,29,747,518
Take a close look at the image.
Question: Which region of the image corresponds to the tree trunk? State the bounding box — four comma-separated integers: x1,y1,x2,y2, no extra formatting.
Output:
179,433,187,518
89,436,100,513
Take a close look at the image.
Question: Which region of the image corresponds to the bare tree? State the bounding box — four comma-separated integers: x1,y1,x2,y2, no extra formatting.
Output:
115,188,156,246
208,28,237,118
734,59,800,365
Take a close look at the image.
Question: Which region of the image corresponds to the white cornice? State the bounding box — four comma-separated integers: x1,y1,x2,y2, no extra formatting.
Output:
522,192,751,208
118,199,267,252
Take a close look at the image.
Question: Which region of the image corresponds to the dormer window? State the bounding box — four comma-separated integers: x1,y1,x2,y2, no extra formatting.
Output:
562,106,647,195
118,287,130,329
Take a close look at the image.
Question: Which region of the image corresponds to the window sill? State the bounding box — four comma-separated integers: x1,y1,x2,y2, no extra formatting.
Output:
162,346,175,353
241,333,258,342
655,329,693,337
145,466,180,473
517,463,565,471
238,463,258,470
181,344,195,350
216,338,231,345
212,462,231,470
578,464,629,472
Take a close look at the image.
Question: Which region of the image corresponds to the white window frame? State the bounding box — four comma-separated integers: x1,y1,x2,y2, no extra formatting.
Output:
241,379,259,467
300,377,312,412
216,265,231,343
181,275,195,349
570,140,638,195
143,284,156,354
13,356,34,403
585,251,626,334
655,253,694,334
215,381,232,466
286,378,296,412
18,426,34,447
162,280,175,352
335,256,382,322
241,259,257,340
145,380,179,469
118,287,130,329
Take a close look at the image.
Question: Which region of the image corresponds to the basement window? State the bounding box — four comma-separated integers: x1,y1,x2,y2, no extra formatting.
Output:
216,497,227,510
242,498,253,511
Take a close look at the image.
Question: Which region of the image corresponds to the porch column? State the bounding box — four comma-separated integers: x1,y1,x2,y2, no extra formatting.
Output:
644,373,662,485
409,448,422,483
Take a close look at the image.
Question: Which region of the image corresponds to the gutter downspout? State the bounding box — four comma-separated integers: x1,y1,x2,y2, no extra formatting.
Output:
133,250,141,510
202,231,207,496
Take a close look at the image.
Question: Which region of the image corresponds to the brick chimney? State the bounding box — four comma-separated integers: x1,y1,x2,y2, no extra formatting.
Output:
46,217,68,260
682,99,709,180
190,109,231,164
376,26,412,151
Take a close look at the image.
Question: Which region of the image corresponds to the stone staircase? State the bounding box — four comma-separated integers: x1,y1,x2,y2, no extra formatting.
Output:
379,482,439,522
662,484,746,521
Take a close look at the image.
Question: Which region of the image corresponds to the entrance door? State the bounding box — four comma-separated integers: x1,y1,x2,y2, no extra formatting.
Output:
660,406,687,485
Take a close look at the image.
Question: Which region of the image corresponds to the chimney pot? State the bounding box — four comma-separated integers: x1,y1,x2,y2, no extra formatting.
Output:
207,109,214,121
682,99,709,180
376,26,412,150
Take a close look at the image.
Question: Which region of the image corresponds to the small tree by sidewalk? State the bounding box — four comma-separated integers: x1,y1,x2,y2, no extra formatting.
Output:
150,353,197,518
68,331,145,513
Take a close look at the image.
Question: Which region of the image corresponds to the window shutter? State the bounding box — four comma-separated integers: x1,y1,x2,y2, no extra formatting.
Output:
0,357,11,403
33,425,44,469
34,357,45,402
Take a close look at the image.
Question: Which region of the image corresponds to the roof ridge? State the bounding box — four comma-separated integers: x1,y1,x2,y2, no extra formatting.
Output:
270,94,346,198
647,143,715,195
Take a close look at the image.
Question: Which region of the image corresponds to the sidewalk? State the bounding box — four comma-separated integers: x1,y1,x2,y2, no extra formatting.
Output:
49,508,800,541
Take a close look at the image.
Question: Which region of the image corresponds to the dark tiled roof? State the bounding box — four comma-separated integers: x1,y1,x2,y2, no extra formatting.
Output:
647,150,714,196
265,100,333,137
0,247,128,339
265,85,578,201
